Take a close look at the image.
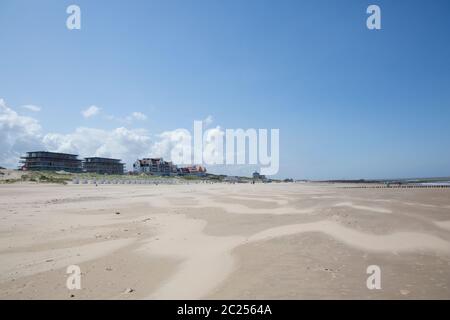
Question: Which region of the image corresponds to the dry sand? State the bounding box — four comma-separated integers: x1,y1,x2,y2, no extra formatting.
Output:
0,182,449,299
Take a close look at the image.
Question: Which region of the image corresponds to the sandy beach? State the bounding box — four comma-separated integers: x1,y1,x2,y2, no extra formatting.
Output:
0,182,449,299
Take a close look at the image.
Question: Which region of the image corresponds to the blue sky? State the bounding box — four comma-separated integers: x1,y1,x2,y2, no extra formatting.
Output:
0,0,449,179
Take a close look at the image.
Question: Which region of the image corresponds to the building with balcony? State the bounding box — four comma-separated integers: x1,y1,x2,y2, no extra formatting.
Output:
83,157,124,175
133,158,178,176
20,151,82,172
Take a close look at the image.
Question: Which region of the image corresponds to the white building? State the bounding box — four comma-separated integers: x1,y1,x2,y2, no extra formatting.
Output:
133,158,177,176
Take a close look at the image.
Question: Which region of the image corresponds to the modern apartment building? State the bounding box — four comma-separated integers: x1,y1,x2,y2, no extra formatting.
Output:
133,158,178,176
20,151,82,172
83,157,125,175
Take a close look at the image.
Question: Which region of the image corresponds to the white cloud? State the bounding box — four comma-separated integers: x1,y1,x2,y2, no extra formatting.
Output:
81,105,100,118
0,99,153,170
106,111,148,124
203,115,213,127
151,128,192,164
127,112,147,121
43,127,153,170
21,105,41,112
0,99,44,168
